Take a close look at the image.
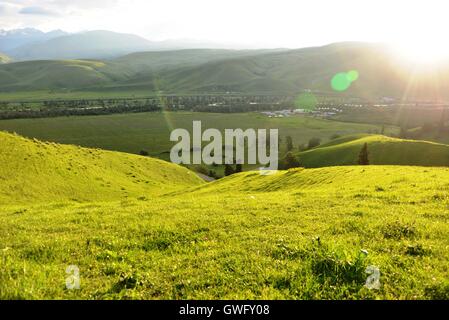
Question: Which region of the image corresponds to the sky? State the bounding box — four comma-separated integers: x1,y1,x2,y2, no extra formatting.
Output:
0,0,448,51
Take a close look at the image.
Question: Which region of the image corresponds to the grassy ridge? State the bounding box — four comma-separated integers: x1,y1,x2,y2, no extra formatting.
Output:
0,131,203,204
180,165,449,195
115,49,280,72
297,134,449,168
0,49,277,93
0,59,132,91
1,42,449,99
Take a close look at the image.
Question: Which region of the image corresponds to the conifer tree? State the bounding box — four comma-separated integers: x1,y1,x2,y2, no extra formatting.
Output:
358,143,369,165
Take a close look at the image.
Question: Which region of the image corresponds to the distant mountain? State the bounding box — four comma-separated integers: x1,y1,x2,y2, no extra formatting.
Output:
2,29,275,61
2,42,449,100
7,30,162,60
0,28,67,52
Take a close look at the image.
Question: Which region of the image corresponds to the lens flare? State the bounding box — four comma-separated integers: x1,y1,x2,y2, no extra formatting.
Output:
295,92,318,110
331,70,359,92
347,70,359,82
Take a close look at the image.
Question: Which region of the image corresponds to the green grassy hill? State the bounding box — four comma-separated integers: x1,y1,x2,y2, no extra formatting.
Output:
115,49,280,72
0,131,203,204
162,42,449,99
0,49,273,92
0,59,135,91
1,161,448,299
1,131,449,300
2,42,449,99
185,165,449,196
296,134,449,168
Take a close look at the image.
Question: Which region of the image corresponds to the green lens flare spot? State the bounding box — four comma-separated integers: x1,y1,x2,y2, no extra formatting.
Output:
347,70,359,82
295,92,318,111
331,72,352,92
331,70,359,92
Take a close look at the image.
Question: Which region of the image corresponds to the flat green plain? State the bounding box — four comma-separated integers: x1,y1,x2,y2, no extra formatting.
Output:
0,112,391,160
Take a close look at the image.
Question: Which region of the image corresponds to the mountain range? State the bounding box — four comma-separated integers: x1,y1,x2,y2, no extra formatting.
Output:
0,28,67,53
0,28,256,61
5,30,179,60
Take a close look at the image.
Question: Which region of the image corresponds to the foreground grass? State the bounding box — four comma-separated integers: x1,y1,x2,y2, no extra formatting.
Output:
1,167,448,299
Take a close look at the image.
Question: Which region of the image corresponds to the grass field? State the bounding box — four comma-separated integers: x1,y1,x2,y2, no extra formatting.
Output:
1,132,449,299
0,112,395,177
0,112,392,157
0,131,202,205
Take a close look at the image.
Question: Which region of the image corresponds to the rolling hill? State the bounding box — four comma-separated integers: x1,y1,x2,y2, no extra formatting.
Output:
0,59,133,90
159,42,449,99
0,49,276,91
295,134,449,168
0,131,448,299
0,131,203,204
185,164,449,197
114,48,282,72
1,42,449,99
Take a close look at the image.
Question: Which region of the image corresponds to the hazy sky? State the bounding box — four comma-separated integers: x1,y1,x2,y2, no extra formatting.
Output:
0,0,448,50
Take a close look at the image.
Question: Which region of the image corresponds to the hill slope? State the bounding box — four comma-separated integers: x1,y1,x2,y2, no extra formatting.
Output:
157,42,449,99
114,49,281,72
0,131,203,204
0,49,274,91
1,165,449,299
178,165,449,196
0,59,133,90
0,129,448,300
3,42,449,99
295,134,449,168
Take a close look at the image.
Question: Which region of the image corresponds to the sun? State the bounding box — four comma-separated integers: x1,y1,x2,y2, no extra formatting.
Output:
392,40,449,66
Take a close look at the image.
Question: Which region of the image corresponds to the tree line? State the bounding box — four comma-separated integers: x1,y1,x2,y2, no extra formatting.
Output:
0,103,161,120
